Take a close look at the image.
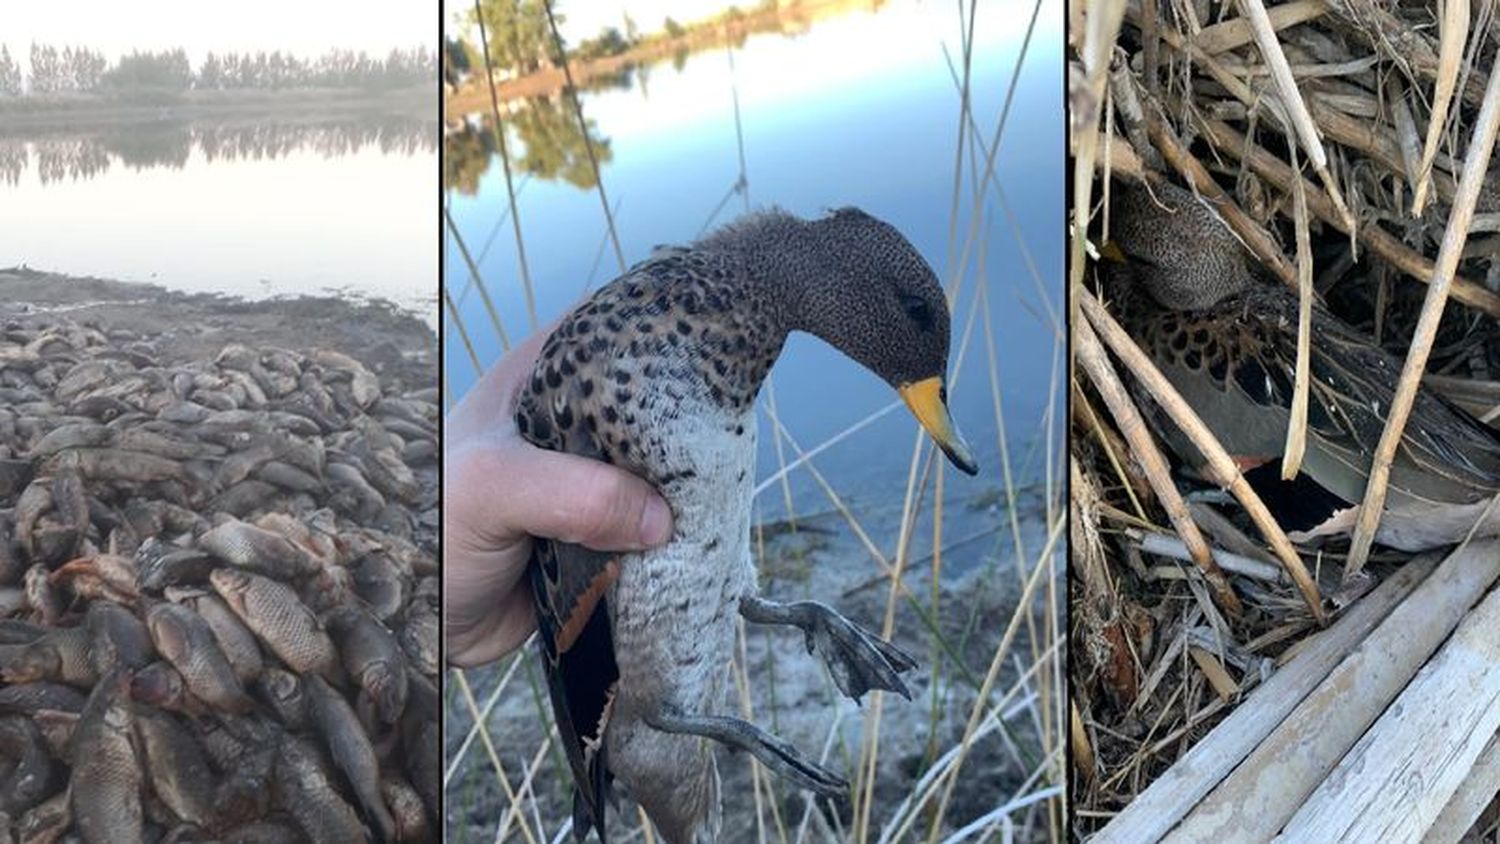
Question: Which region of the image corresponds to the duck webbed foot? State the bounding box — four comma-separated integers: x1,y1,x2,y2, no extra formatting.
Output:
738,596,918,702
644,704,847,796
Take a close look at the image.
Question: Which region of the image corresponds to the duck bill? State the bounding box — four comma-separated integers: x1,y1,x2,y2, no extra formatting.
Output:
897,377,978,476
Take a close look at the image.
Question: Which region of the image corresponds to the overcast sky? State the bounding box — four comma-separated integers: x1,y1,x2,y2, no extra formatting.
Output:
4,0,434,63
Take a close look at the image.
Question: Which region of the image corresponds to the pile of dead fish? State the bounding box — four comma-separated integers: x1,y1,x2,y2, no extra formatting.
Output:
0,318,438,843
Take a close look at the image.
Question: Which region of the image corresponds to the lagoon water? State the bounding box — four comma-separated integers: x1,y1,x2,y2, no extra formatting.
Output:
445,0,1065,525
0,110,438,324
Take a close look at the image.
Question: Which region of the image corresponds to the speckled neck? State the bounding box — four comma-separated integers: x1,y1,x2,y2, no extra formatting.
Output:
696,209,840,342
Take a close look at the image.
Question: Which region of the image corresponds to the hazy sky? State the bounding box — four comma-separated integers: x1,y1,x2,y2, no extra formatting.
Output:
4,0,434,63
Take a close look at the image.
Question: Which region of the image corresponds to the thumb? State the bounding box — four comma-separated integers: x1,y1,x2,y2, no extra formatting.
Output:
462,440,675,552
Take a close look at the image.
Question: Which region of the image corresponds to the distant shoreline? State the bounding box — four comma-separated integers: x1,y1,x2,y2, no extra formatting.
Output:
445,0,880,115
0,84,434,131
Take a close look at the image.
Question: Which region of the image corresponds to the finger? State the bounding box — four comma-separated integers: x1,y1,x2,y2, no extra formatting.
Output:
452,440,674,552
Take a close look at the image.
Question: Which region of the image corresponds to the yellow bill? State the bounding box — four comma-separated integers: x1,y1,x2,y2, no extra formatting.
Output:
897,376,978,476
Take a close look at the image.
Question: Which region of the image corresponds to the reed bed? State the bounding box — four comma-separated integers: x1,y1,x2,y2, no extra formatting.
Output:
443,0,1065,841
1069,0,1500,836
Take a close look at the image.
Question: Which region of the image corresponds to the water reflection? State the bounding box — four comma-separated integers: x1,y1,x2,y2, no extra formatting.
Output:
1,115,435,185
443,97,611,195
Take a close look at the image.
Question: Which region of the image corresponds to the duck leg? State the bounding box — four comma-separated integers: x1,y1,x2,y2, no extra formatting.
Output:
644,704,847,796
738,596,918,702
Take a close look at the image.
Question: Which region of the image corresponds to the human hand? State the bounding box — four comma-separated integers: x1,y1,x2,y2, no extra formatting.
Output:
443,326,674,668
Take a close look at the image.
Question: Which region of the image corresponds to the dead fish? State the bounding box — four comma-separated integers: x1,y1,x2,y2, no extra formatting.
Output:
325,605,407,726
254,461,322,494
49,470,88,555
0,716,54,815
170,590,263,686
85,601,155,673
133,709,218,828
258,666,308,731
198,521,320,581
0,588,25,618
157,401,213,424
23,564,58,626
27,423,112,460
209,480,282,518
273,735,370,844
0,619,44,644
146,603,253,714
0,683,86,715
219,820,305,844
304,675,395,843
401,668,439,820
30,709,78,759
397,579,438,677
351,554,405,623
15,479,52,557
16,790,68,844
70,670,142,844
52,551,139,601
3,626,96,687
381,776,430,843
130,661,207,716
209,568,337,678
137,543,216,593
43,448,186,485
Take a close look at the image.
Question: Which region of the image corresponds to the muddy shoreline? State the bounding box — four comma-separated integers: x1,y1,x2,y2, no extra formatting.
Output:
0,268,436,391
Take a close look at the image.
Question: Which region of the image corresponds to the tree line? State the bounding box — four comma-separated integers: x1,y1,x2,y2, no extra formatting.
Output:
0,44,436,98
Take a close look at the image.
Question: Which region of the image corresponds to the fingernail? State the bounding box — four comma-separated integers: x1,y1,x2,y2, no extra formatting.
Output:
639,496,672,546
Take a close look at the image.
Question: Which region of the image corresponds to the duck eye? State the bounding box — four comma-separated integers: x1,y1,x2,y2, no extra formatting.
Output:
899,293,932,329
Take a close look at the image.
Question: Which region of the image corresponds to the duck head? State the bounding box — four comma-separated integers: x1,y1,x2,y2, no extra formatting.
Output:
735,207,978,475
1107,180,1262,310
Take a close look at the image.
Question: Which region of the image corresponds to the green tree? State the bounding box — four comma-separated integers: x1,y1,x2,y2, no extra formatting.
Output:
468,0,558,75
508,95,611,189
663,16,685,38
443,120,497,195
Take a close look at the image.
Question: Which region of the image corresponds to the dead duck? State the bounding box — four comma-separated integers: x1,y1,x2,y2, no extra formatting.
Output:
1104,179,1500,548
516,207,977,843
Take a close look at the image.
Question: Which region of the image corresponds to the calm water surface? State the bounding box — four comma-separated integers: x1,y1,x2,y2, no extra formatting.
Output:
1,111,438,324
445,0,1064,526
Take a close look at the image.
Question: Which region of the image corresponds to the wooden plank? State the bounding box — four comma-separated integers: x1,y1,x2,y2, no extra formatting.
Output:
1087,551,1439,843
1426,729,1500,844
1166,539,1500,842
1278,563,1500,841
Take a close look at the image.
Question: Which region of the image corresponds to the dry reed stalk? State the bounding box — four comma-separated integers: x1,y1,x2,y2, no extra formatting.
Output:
1280,141,1314,479
1078,289,1326,623
1345,40,1500,582
1189,111,1500,319
1411,0,1470,214
1193,0,1328,55
1074,312,1244,617
1235,0,1355,232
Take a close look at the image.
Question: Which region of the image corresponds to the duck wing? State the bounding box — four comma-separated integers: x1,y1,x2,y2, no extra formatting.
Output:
1129,284,1500,505
515,347,623,843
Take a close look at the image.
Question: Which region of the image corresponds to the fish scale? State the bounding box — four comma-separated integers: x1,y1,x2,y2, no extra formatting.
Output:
210,568,338,678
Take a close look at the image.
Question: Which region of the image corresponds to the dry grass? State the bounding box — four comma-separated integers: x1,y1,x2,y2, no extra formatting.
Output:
1069,0,1500,837
444,0,1065,841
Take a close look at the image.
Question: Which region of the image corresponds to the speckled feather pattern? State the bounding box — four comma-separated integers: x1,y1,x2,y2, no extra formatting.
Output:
1109,180,1500,507
518,208,956,843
